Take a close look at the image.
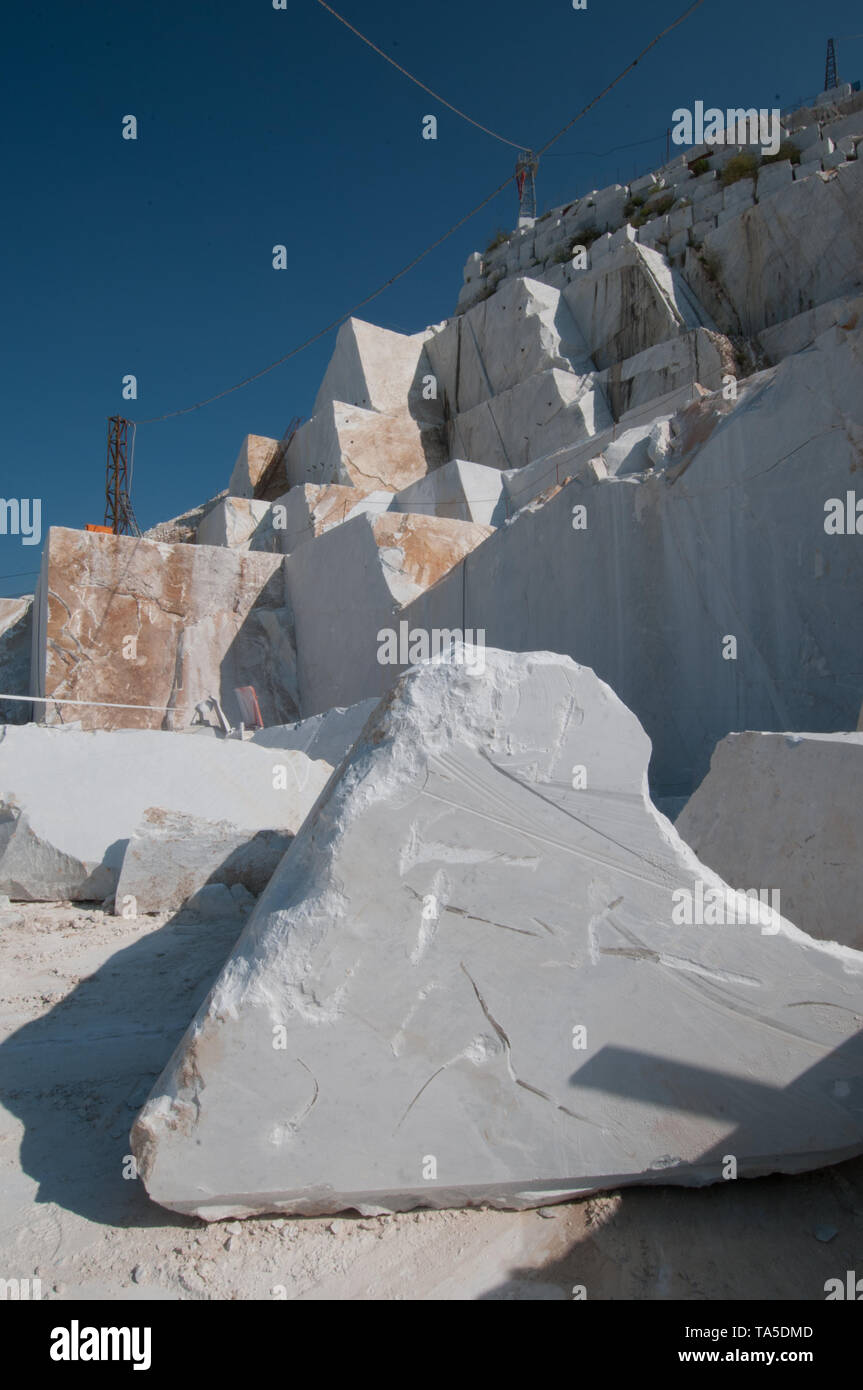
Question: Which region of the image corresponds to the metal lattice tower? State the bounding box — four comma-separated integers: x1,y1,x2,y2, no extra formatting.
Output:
516,149,538,224
825,37,838,89
104,416,141,536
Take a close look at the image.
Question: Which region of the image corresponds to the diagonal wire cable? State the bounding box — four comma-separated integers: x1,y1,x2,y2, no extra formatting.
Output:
131,0,707,426
131,173,514,423
312,0,527,150
536,0,707,156
545,131,669,158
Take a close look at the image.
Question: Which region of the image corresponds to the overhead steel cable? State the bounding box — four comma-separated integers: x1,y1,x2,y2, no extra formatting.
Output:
131,0,707,427
131,172,514,424
545,131,670,159
536,0,707,157
312,0,527,151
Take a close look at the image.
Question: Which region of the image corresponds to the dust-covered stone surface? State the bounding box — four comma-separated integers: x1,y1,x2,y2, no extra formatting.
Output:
131,651,863,1222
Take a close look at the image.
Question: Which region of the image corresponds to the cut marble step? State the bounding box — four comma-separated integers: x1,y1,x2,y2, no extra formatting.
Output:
592,327,731,421
0,724,330,902
424,276,593,414
757,292,863,364
449,368,612,472
227,435,280,500
285,511,493,715
196,498,272,550
314,318,440,424
391,459,507,527
0,596,33,724
676,731,863,950
132,649,863,1221
248,482,391,556
284,401,445,493
498,376,712,514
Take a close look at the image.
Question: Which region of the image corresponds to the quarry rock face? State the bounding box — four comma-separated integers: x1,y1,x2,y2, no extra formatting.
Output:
375,321,863,799
425,276,593,414
460,87,862,319
451,368,611,472
32,527,300,731
286,511,493,714
0,724,330,902
0,596,33,724
132,651,863,1220
677,732,863,950
561,243,714,370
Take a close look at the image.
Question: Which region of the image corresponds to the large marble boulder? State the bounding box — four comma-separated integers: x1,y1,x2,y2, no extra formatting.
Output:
116,812,295,916
0,724,329,902
562,243,714,370
132,650,863,1220
684,158,863,336
450,369,612,472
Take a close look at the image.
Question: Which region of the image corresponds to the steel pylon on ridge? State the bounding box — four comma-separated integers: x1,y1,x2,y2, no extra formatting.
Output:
516,149,538,224
104,415,141,537
825,37,838,90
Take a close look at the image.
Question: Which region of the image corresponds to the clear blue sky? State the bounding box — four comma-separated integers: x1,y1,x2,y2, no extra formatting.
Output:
2,0,860,596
